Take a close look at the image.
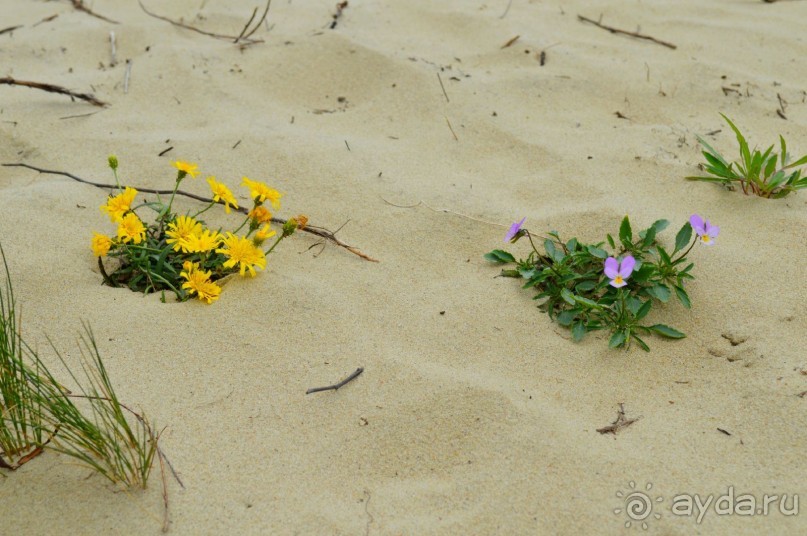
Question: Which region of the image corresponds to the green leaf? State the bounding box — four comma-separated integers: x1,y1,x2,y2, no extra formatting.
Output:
784,153,807,169
651,219,670,234
626,296,643,315
674,285,691,309
780,135,788,167
609,331,627,348
573,294,601,309
674,222,692,253
632,334,650,352
619,216,632,246
763,153,778,180
566,238,578,252
587,246,608,259
560,288,576,305
635,299,653,321
696,135,729,167
575,280,597,292
646,284,671,303
557,310,576,327
641,226,657,248
571,322,586,342
657,246,672,266
606,234,616,249
649,324,686,339
484,250,515,263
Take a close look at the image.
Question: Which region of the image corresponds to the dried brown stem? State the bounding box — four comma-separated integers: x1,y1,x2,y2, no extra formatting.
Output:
578,14,677,50
240,0,272,42
596,403,640,435
0,76,107,107
2,163,378,262
306,367,363,394
70,0,119,24
0,25,22,35
139,0,264,44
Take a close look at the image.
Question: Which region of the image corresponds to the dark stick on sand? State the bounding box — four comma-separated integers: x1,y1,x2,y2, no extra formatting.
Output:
138,0,267,45
70,0,119,24
578,14,677,50
306,367,364,395
0,76,107,107
1,163,379,262
0,25,22,36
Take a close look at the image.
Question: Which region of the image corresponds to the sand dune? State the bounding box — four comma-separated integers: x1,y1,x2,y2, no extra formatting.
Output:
1,0,806,534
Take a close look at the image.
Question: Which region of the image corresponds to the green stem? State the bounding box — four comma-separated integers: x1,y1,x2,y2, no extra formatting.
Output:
264,234,285,256
232,214,251,235
97,258,118,287
112,168,122,192
671,238,697,264
191,201,215,219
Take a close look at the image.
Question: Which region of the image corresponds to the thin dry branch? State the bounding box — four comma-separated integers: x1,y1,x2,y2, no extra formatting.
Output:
139,0,265,45
239,0,272,42
0,76,107,107
0,25,22,36
578,14,677,50
2,163,378,262
596,403,640,435
70,0,119,24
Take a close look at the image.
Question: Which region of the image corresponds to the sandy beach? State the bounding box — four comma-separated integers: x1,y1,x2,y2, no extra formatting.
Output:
1,0,806,534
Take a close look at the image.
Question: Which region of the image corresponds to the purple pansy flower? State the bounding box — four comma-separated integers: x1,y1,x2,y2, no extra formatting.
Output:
505,217,526,243
604,255,635,288
690,214,719,246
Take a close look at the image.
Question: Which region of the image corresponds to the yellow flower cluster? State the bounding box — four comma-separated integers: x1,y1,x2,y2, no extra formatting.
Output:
91,159,294,305
180,262,221,304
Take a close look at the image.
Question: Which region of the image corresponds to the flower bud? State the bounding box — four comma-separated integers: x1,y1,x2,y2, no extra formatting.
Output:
108,155,118,170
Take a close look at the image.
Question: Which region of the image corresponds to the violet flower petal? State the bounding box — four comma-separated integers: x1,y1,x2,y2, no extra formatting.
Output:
619,255,636,278
690,214,705,235
604,257,619,279
504,217,526,242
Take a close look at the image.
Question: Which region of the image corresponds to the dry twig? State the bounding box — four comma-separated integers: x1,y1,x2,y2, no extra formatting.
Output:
578,14,677,50
138,0,268,45
306,367,364,394
2,163,378,262
0,76,107,107
596,403,640,435
330,1,349,29
0,25,22,36
69,0,119,24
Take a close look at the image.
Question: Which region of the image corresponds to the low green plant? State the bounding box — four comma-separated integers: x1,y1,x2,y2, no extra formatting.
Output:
486,215,717,351
0,244,164,490
30,325,160,489
687,114,807,198
0,244,44,469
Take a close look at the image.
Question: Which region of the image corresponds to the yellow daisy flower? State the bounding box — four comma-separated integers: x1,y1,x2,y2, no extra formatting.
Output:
173,160,200,179
117,213,146,244
180,262,221,304
100,187,138,222
207,177,238,213
248,206,273,226
166,215,202,253
91,233,113,257
253,224,276,246
242,176,282,208
216,232,267,277
185,228,221,253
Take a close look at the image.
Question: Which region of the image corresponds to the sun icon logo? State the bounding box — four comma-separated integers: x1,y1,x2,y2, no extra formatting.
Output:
613,481,664,530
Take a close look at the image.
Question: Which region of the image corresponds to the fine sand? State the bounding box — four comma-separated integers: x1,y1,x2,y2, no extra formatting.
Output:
1,0,806,534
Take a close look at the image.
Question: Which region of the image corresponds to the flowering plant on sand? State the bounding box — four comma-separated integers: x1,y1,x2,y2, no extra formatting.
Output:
486,215,718,350
91,157,306,304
